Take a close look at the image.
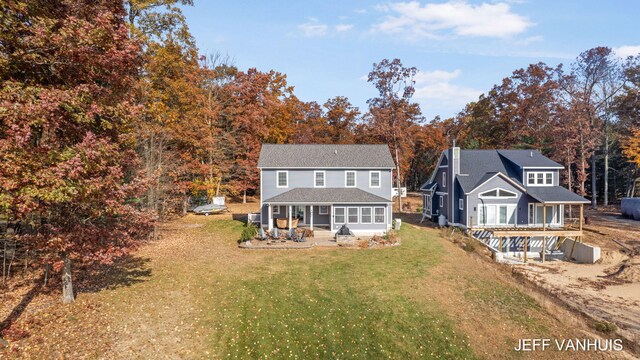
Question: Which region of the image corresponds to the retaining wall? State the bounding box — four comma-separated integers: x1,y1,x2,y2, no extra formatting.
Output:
560,239,601,263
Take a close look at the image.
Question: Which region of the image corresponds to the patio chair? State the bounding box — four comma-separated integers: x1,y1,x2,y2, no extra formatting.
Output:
298,230,307,242
287,228,296,240
258,228,268,241
271,227,279,239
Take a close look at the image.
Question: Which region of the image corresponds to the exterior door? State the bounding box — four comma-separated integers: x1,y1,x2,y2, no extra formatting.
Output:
292,205,305,224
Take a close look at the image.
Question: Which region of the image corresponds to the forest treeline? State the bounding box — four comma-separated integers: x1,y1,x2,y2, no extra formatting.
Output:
1,1,639,302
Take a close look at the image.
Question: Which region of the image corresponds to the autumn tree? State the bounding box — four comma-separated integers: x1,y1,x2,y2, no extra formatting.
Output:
0,1,153,303
364,59,423,212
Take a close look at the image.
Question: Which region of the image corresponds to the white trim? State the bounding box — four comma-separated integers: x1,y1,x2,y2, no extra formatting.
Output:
347,207,359,224
276,170,288,188
459,198,464,210
369,170,381,188
466,172,527,193
319,205,329,215
435,191,447,196
330,204,334,229
438,165,448,168
522,166,564,169
374,207,385,224
478,187,518,199
314,170,326,188
272,205,280,215
345,170,357,188
360,207,373,224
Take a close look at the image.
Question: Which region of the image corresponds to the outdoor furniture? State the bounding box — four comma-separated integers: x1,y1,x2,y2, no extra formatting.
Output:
297,230,307,242
271,227,279,239
286,228,296,240
258,228,268,241
276,218,299,229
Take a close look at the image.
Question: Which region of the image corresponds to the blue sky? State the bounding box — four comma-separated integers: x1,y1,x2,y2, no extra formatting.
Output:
182,1,640,120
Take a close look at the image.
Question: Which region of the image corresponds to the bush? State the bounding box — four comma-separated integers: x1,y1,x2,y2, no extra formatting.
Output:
594,320,617,334
463,241,476,252
240,223,258,241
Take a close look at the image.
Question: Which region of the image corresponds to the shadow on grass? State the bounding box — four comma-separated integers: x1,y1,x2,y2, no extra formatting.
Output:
0,276,43,336
75,255,152,293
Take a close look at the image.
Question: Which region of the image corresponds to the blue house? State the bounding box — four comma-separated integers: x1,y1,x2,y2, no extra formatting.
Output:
258,144,395,235
421,147,589,259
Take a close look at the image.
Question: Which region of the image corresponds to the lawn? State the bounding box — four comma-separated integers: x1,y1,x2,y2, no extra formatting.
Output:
1,216,602,359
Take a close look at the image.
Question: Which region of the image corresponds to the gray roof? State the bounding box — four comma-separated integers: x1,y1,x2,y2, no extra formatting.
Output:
526,186,590,204
257,144,395,168
497,150,563,168
264,188,390,204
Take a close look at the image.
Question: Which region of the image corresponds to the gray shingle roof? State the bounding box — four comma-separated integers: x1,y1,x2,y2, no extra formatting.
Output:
526,186,590,204
497,150,563,168
257,144,395,168
264,188,390,204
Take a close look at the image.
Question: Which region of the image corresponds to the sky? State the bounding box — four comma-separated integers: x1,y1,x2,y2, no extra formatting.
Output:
182,0,640,120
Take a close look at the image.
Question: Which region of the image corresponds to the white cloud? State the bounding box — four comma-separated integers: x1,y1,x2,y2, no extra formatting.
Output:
298,19,328,37
613,45,640,58
336,24,354,32
372,1,532,39
413,69,482,111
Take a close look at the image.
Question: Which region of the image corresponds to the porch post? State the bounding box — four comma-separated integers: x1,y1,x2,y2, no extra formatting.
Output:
268,204,272,231
579,204,583,233
524,236,528,263
542,205,547,263
310,205,314,231
288,205,292,229
330,204,334,232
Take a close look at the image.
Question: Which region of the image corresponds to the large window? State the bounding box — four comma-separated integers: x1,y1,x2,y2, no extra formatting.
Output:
479,188,517,198
478,204,516,226
277,171,288,188
334,207,345,224
345,171,356,187
314,171,325,187
361,207,372,223
529,204,561,225
369,171,381,188
527,172,553,186
347,207,359,223
374,207,385,224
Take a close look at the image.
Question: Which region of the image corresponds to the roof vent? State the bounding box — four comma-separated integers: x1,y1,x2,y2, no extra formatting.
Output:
530,151,533,158
334,150,338,155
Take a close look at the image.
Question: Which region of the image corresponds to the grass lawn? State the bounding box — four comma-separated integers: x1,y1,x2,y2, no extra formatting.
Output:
2,216,604,359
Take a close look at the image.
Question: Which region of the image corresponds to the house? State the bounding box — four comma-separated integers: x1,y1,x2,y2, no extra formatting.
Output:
258,144,395,235
421,147,590,260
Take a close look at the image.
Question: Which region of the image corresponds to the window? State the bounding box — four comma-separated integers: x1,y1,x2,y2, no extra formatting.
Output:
345,171,356,187
478,204,516,226
459,199,464,210
528,204,535,224
277,171,288,188
532,204,560,225
334,207,345,224
374,207,385,224
424,195,431,215
370,171,381,188
314,171,325,187
347,207,359,224
439,196,444,207
361,207,372,223
273,205,280,215
443,172,447,187
479,188,517,198
319,206,328,215
527,172,553,186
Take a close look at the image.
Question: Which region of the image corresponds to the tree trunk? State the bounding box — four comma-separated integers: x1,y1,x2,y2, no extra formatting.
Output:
243,188,247,204
590,155,597,209
395,146,402,213
603,131,609,206
61,253,75,304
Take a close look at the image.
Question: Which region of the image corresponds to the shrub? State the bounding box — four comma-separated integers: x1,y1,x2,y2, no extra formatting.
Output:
594,320,617,334
240,223,258,241
463,241,476,252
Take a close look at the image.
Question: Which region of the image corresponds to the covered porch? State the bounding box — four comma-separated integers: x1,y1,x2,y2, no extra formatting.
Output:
471,202,587,263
